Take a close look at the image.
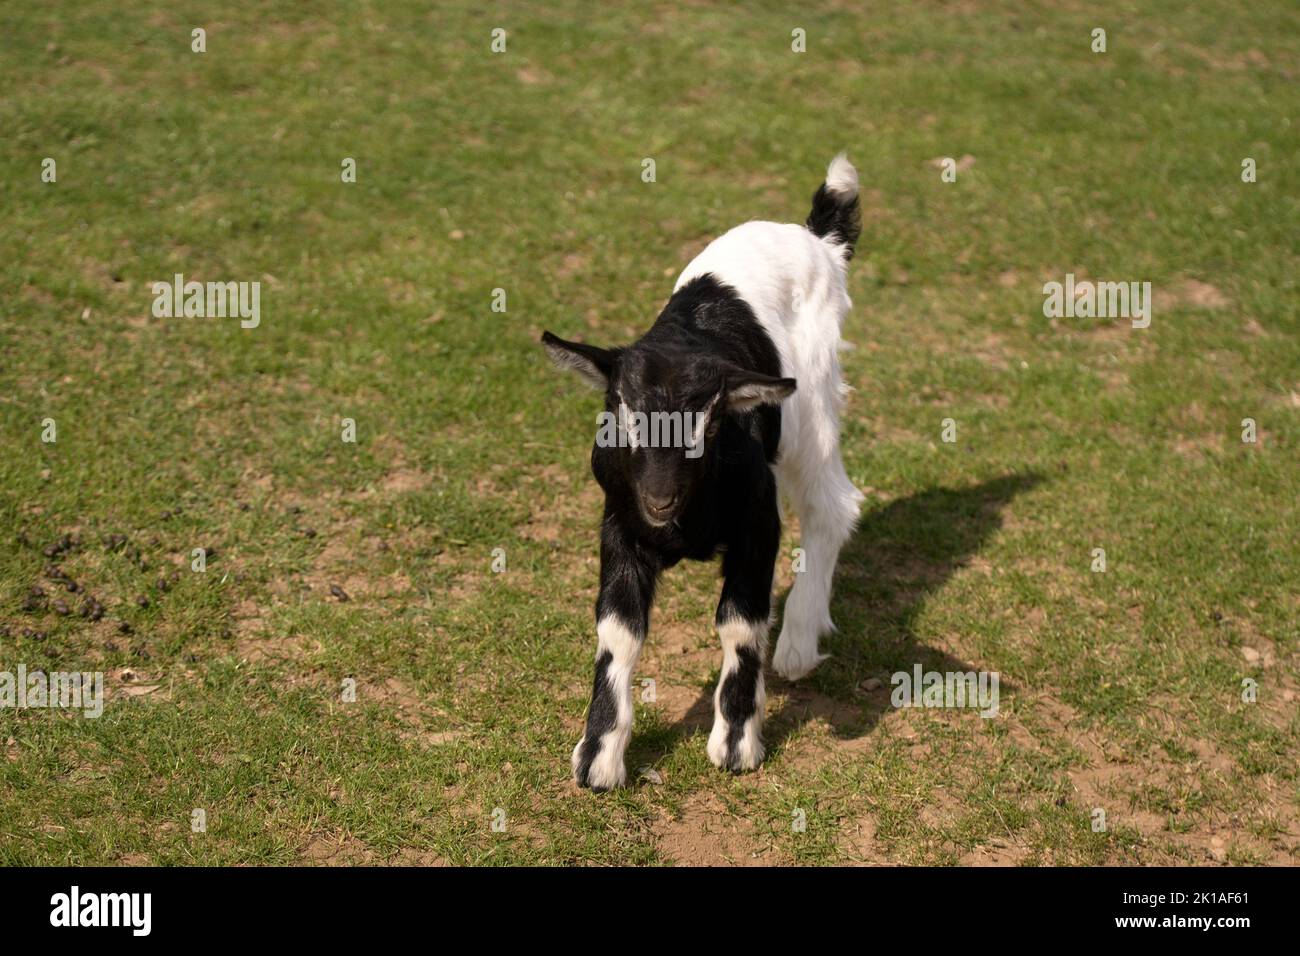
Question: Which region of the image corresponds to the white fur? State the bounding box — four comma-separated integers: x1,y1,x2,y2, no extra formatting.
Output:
825,152,859,197
618,401,641,449
571,615,642,789
676,156,864,682
707,618,768,770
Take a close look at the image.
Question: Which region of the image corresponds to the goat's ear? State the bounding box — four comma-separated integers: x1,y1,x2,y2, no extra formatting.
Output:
724,370,797,413
541,331,618,390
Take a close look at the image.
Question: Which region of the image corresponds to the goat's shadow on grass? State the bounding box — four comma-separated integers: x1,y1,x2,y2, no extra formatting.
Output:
629,471,1043,774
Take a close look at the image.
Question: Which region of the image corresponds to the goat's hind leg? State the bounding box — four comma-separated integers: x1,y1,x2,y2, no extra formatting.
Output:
772,450,861,681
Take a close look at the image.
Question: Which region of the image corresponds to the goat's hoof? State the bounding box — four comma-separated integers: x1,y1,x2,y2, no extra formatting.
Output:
572,738,626,791
706,725,765,773
771,635,828,682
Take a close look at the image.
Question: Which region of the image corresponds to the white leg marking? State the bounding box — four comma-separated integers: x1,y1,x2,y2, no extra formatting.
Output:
573,615,641,789
707,618,768,772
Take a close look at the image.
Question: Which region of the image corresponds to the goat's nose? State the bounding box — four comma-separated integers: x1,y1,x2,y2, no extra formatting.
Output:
644,491,679,515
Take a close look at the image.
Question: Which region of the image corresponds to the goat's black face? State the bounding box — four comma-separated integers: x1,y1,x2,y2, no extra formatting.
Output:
613,347,721,527
541,331,795,529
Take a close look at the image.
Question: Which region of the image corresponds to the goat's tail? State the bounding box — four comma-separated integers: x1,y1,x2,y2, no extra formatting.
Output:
805,153,861,260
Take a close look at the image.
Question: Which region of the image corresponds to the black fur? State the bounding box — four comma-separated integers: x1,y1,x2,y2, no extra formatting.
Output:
574,650,617,790
806,182,861,259
589,275,787,551
719,644,763,768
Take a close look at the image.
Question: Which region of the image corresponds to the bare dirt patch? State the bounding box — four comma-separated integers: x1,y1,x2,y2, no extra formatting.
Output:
654,791,773,866
1156,277,1230,312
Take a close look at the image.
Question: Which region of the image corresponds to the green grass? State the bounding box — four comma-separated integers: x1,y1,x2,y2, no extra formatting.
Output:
1,0,1297,865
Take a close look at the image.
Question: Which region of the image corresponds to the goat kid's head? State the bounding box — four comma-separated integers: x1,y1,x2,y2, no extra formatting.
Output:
541,331,795,527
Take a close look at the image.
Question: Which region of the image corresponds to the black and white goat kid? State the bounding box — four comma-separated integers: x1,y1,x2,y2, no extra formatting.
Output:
542,155,864,790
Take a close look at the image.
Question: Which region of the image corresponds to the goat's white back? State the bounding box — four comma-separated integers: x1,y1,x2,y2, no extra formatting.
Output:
675,215,864,679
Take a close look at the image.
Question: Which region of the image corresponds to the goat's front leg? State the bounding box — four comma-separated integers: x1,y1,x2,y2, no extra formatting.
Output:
572,518,658,791
708,488,780,773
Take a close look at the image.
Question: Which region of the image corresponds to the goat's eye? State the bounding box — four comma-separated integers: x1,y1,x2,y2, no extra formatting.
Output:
706,420,720,438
